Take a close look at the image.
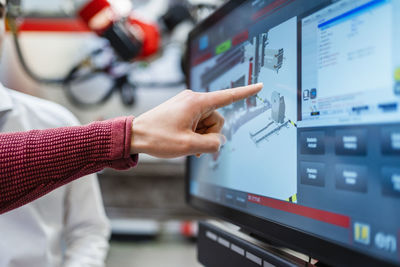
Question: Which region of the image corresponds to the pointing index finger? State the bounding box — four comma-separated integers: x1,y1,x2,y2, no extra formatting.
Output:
204,83,263,110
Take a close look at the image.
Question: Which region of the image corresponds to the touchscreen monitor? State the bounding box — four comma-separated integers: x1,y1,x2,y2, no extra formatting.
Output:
187,0,400,265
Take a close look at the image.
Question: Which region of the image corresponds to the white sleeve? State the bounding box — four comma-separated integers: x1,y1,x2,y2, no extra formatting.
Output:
61,174,111,267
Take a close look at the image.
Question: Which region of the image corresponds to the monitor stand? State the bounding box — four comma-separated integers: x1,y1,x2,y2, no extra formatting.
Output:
197,221,329,267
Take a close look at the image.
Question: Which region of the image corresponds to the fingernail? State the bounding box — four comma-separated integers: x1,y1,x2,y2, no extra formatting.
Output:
255,82,263,87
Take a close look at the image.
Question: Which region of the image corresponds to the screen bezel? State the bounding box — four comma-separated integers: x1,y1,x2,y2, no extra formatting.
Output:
185,0,398,266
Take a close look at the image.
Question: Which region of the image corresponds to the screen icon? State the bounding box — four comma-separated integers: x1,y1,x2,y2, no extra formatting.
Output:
382,167,400,197
395,67,400,95
395,67,400,81
336,165,368,193
395,82,400,96
300,162,325,187
310,88,317,99
354,222,370,245
300,131,325,155
381,127,400,155
303,89,310,101
216,39,232,55
199,35,209,50
335,129,367,156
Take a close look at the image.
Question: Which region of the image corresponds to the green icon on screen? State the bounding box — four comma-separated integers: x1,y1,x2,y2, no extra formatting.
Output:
216,40,232,55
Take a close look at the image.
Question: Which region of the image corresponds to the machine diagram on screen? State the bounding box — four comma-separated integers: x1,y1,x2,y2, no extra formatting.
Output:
199,29,295,153
249,91,293,145
192,17,298,202
199,31,285,89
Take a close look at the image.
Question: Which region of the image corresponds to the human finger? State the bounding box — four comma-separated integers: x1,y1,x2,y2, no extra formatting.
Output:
197,111,224,132
202,83,263,110
188,133,226,154
197,121,223,136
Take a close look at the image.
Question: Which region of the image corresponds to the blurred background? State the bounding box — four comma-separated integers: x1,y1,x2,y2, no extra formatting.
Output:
0,0,226,266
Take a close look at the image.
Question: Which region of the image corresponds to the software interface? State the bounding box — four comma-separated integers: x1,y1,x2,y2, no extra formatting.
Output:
189,0,400,264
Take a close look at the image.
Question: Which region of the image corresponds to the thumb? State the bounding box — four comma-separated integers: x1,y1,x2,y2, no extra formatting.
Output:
189,132,227,154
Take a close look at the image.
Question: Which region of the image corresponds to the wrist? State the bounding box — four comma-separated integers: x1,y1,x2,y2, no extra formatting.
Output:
130,116,150,154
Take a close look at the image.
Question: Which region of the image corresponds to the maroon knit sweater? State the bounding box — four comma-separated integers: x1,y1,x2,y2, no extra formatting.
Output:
0,116,138,214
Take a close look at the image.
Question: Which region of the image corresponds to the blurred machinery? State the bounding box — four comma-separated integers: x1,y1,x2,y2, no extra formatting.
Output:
5,0,222,108
1,0,225,237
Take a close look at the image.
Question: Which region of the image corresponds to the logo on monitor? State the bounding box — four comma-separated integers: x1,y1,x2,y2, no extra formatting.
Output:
354,222,370,245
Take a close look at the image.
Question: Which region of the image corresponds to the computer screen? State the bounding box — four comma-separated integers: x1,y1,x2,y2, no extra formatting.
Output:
187,0,400,265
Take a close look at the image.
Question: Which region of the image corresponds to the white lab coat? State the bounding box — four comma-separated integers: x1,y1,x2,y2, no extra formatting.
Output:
0,84,111,267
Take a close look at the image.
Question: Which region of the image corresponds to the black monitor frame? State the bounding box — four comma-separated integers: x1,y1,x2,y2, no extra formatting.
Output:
185,0,399,266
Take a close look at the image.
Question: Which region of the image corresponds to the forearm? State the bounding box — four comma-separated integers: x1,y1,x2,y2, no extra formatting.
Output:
0,116,137,214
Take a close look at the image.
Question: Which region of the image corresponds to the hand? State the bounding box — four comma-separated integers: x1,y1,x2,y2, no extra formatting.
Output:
130,83,263,158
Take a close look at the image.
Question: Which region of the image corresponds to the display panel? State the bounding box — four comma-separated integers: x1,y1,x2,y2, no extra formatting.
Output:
187,0,400,265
